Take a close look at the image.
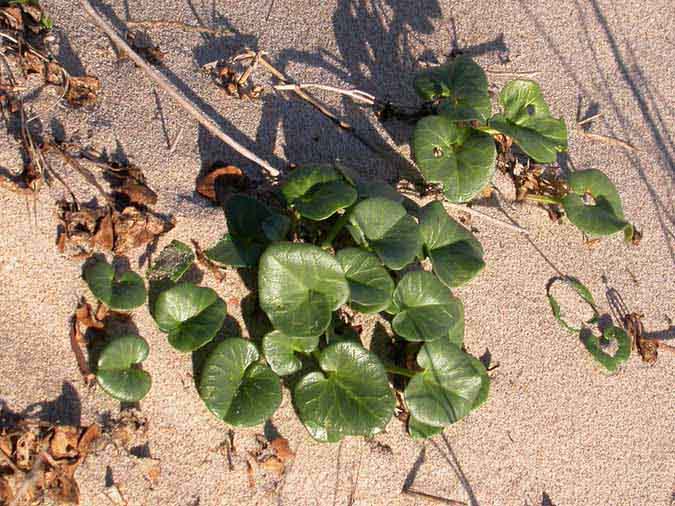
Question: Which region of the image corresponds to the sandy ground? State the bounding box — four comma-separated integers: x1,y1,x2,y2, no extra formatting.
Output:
1,0,674,505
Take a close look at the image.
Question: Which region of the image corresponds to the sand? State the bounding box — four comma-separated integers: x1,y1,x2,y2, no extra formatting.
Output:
1,0,674,505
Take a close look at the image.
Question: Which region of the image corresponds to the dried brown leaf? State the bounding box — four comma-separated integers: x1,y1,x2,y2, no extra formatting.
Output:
269,438,294,463
191,239,226,283
259,456,284,477
138,458,161,486
196,164,247,202
15,432,37,471
113,206,174,254
50,426,79,460
69,313,95,385
76,424,100,459
48,470,80,504
0,476,13,506
65,76,101,108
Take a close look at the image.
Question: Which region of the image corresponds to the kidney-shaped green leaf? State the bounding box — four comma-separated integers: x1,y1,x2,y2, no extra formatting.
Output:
337,248,394,314
408,415,444,440
281,165,357,220
153,283,227,352
414,57,491,122
412,117,496,203
147,240,194,282
84,259,146,311
259,243,349,337
392,271,463,342
206,195,290,268
348,198,422,270
488,79,567,163
420,202,485,287
405,340,482,427
96,335,151,402
199,338,282,426
263,330,319,376
294,341,395,442
562,169,628,236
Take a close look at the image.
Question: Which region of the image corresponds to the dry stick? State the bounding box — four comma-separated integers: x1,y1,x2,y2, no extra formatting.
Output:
79,0,279,178
484,68,539,77
168,126,185,154
445,201,529,235
126,19,231,36
273,83,376,105
402,488,467,506
577,112,603,126
578,130,638,152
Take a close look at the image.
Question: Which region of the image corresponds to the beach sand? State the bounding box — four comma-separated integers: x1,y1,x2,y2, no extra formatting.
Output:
0,0,674,505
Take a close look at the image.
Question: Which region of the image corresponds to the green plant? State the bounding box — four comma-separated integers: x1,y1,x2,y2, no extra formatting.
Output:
546,276,630,372
410,56,637,241
95,335,151,402
83,258,146,311
179,172,490,442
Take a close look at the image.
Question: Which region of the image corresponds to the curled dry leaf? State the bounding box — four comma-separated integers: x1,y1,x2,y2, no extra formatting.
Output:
624,312,658,365
50,426,80,459
65,76,101,108
196,164,248,203
269,437,294,463
125,31,164,67
259,456,284,477
191,239,226,283
56,201,174,258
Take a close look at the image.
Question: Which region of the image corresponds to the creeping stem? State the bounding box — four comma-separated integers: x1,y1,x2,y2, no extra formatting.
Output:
525,194,564,206
321,208,353,249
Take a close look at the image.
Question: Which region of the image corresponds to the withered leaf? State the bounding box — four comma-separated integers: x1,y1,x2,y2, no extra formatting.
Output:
0,476,13,506
50,426,79,459
196,164,247,202
47,471,80,505
191,239,226,283
75,299,104,329
624,313,657,365
259,456,284,477
70,311,95,385
15,431,37,470
138,458,161,486
65,76,101,108
77,424,100,459
113,206,174,254
92,210,114,252
125,31,164,67
0,6,23,31
269,437,294,463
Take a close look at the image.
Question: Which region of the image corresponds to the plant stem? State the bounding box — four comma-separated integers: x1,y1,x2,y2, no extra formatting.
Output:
384,363,416,378
321,210,352,249
473,125,501,136
525,194,563,206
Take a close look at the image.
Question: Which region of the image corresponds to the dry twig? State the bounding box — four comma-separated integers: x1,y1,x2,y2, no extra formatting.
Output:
578,131,638,152
79,0,279,178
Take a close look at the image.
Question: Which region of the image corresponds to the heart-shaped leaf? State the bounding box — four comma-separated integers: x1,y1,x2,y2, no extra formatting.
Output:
546,276,599,334
581,325,631,372
147,240,194,282
293,341,395,442
562,169,628,236
336,248,394,314
206,195,290,268
199,338,282,426
262,330,319,376
96,335,151,402
348,198,422,270
405,340,483,427
419,202,485,287
84,259,146,311
414,56,491,122
282,165,357,220
355,181,404,203
488,79,567,163
391,271,463,342
153,283,227,352
412,117,496,203
259,243,349,337
467,355,490,409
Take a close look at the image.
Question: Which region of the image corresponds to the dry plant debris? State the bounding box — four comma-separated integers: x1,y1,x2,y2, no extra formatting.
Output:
245,435,295,491
123,31,164,67
0,421,100,505
195,164,248,203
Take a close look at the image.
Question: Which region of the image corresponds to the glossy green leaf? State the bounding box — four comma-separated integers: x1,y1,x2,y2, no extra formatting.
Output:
467,355,490,409
562,169,628,236
355,181,404,203
413,57,491,122
282,165,357,220
488,79,567,163
96,335,151,402
412,117,496,203
84,259,146,311
153,283,227,352
405,340,482,427
206,195,290,268
199,338,282,426
408,416,443,439
147,240,194,282
336,248,394,314
348,198,422,270
392,271,463,342
259,243,349,337
581,325,631,372
293,341,395,442
419,201,485,287
546,276,599,334
262,330,319,376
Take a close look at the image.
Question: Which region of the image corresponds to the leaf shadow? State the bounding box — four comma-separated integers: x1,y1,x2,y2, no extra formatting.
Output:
0,381,82,428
